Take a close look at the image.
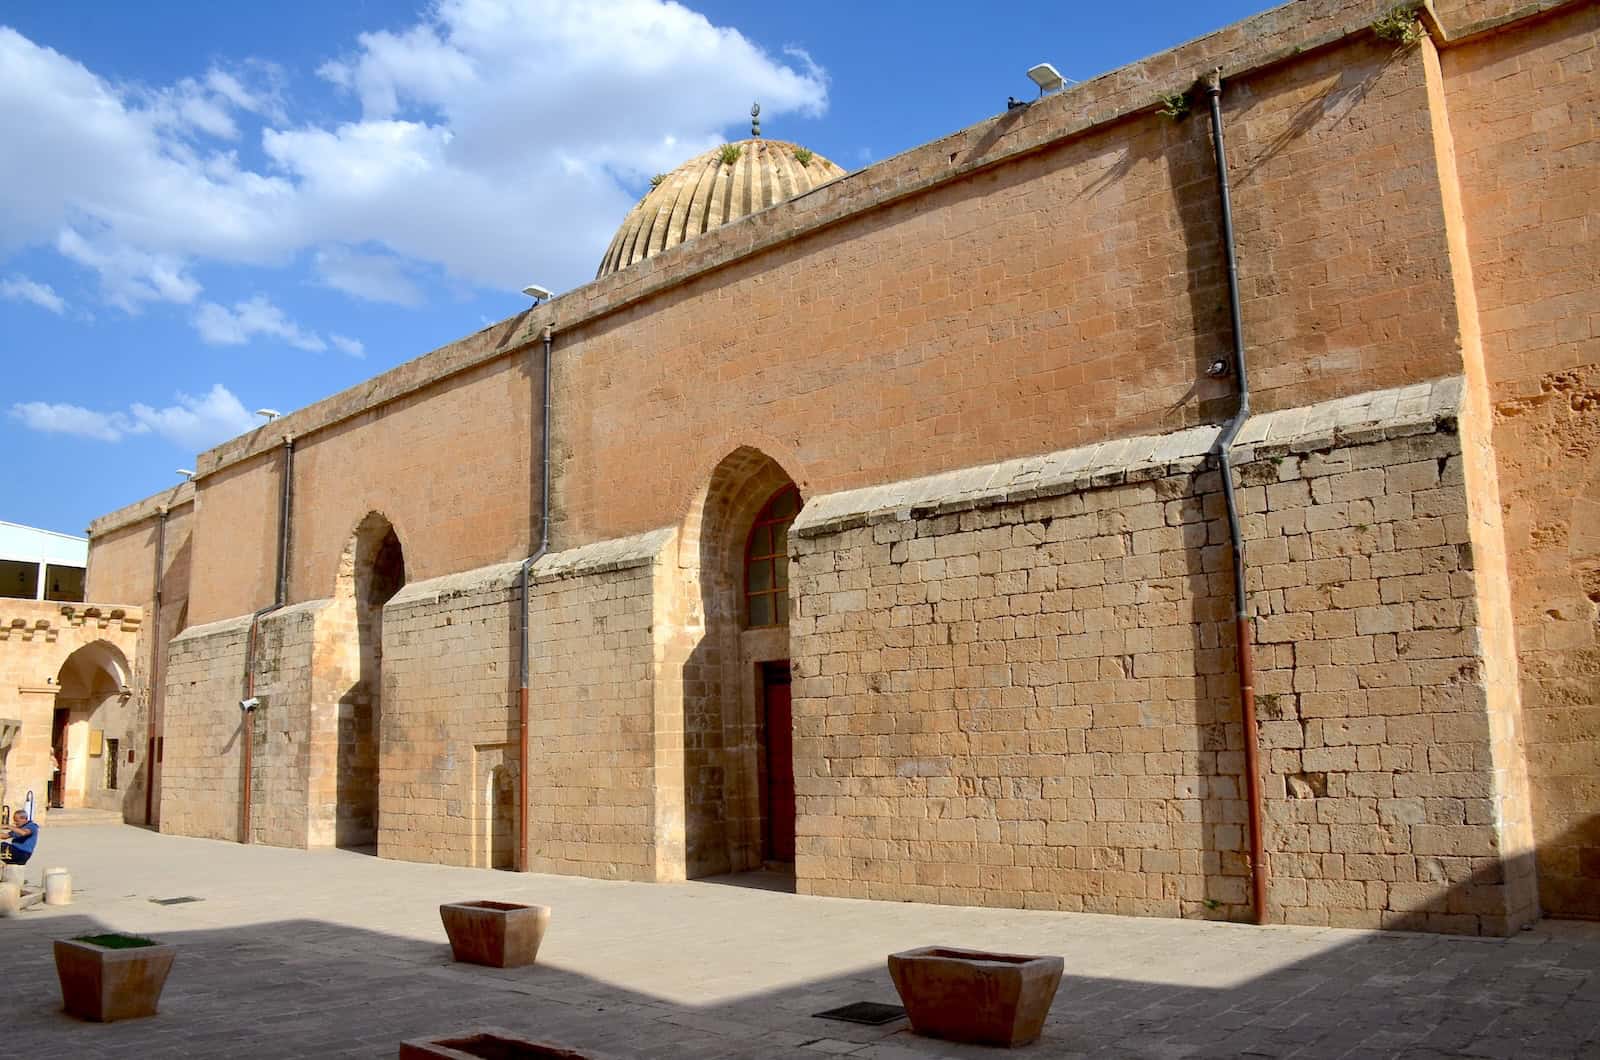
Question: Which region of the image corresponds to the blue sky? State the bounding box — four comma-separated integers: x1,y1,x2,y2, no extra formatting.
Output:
3,0,1275,536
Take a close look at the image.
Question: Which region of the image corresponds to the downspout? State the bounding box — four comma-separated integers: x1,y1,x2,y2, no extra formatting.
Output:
144,505,167,827
517,324,554,873
275,434,295,608
1205,69,1268,925
239,433,295,844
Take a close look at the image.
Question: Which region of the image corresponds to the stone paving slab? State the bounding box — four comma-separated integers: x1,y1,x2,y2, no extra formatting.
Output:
2,825,1597,1058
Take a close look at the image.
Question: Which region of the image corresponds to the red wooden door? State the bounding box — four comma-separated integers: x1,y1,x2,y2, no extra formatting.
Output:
765,679,796,861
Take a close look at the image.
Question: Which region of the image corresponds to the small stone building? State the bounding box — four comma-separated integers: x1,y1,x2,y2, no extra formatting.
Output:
83,0,1598,933
0,601,147,827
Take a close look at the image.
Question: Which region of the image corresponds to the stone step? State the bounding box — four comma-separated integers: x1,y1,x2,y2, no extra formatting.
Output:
38,808,125,827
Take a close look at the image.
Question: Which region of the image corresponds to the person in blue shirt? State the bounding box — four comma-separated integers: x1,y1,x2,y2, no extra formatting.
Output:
1,809,39,866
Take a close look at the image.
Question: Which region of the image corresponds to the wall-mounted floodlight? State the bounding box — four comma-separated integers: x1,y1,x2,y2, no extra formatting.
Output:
239,697,260,712
255,408,281,422
1027,62,1073,97
522,283,552,305
176,469,196,481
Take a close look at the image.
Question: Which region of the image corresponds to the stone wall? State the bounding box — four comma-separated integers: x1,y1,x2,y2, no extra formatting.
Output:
0,602,144,824
158,603,330,846
380,562,522,866
380,531,679,877
524,531,675,881
159,615,250,841
84,485,195,828
791,379,1536,935
1444,1,1600,918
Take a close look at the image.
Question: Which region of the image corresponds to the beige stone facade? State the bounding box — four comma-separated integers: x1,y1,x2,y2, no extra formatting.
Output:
81,0,1596,933
0,601,146,828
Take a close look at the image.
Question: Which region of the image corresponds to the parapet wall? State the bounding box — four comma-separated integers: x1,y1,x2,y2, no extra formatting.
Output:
790,378,1536,934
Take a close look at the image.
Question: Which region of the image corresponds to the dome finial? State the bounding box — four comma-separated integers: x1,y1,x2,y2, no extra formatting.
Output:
751,101,761,138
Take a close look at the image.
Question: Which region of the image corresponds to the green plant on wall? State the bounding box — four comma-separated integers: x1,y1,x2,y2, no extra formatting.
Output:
1372,4,1424,46
718,144,742,166
792,147,814,166
649,173,667,188
1157,92,1190,121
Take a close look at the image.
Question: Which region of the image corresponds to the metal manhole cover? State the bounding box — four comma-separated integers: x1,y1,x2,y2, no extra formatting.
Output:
813,1002,906,1025
149,896,204,906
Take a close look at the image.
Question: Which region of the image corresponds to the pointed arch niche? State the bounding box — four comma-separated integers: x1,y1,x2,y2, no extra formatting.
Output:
329,511,406,850
676,446,802,878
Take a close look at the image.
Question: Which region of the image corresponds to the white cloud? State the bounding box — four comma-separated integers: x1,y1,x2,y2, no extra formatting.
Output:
0,274,65,313
314,245,424,306
0,3,830,307
330,334,365,357
127,384,258,450
193,294,327,351
56,228,200,311
9,383,256,449
9,400,136,442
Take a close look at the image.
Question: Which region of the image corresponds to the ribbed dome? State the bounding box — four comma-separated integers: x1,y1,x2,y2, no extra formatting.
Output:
597,139,846,278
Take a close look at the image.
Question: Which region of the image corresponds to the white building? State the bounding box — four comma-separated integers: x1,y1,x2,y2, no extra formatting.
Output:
0,521,88,602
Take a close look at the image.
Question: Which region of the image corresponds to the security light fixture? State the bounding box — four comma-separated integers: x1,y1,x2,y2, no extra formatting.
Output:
176,469,196,481
255,408,281,422
1028,63,1066,95
522,283,552,304
239,697,260,712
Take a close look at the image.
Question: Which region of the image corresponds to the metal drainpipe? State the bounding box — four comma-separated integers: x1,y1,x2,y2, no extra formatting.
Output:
275,435,295,608
517,325,554,873
145,506,167,827
1205,68,1268,925
240,433,296,844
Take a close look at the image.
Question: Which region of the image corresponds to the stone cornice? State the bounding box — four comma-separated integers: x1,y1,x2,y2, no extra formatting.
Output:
85,481,194,538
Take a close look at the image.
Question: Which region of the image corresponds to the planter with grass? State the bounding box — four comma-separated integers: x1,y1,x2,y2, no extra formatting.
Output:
54,933,176,1022
400,1027,596,1059
439,901,550,968
887,946,1063,1047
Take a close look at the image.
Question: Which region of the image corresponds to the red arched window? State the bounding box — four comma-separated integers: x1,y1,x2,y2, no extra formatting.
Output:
746,484,800,627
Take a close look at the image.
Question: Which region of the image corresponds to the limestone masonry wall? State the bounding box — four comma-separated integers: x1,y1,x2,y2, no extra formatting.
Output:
1446,2,1600,918
159,616,250,841
523,533,672,881
791,379,1535,934
0,603,144,823
380,563,522,867
81,0,1594,931
157,605,327,845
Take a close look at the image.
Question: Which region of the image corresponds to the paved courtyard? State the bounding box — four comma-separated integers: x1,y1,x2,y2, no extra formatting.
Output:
2,824,1598,1058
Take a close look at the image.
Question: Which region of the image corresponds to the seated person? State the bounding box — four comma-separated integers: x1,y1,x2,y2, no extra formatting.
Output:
1,809,39,866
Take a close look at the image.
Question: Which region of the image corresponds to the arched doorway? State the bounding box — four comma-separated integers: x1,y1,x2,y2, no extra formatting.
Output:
50,641,134,817
332,513,406,850
679,448,802,877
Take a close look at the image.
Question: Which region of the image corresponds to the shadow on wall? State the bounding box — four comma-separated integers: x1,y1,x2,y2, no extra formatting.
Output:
335,513,407,853
2,824,1597,1057
679,447,800,880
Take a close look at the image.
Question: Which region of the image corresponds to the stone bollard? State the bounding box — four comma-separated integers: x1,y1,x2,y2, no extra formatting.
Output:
0,864,22,887
43,868,71,906
0,881,19,917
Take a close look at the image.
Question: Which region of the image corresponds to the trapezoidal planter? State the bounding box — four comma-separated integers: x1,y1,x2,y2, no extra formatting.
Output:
887,946,1064,1048
439,901,550,968
53,934,177,1022
399,1027,594,1059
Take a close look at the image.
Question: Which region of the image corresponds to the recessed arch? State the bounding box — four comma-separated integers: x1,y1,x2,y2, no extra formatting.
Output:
676,446,803,878
330,511,407,851
49,639,136,813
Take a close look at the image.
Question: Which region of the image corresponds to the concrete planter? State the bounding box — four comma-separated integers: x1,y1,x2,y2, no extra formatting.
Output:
399,1028,590,1058
887,946,1063,1047
53,935,177,1022
439,901,550,968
